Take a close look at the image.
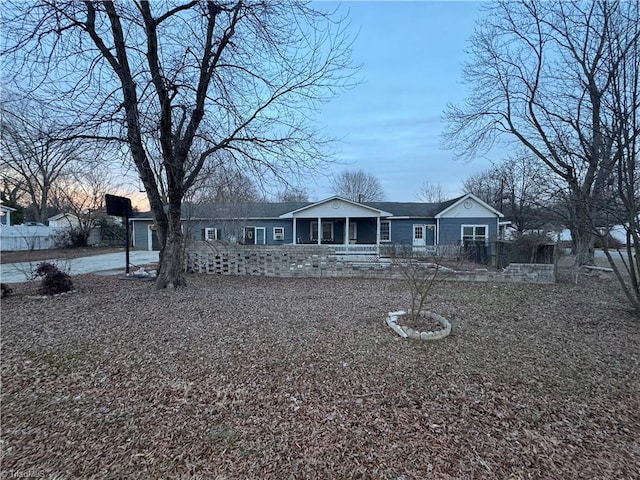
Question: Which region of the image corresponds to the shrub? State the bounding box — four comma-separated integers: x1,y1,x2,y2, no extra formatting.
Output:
390,249,464,320
594,234,624,249
53,227,91,248
1,283,13,298
34,262,74,295
509,233,556,264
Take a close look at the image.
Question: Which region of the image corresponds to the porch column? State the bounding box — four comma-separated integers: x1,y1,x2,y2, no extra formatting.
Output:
376,216,381,253
293,217,297,245
344,216,350,245
317,216,322,245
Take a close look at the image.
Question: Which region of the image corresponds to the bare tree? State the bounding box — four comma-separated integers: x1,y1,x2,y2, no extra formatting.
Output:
276,187,309,202
330,170,385,202
0,175,25,224
445,0,640,265
3,1,356,288
50,166,125,247
0,98,87,223
417,181,448,203
461,168,503,207
189,159,264,205
389,248,466,333
503,156,556,233
464,153,554,233
600,18,640,314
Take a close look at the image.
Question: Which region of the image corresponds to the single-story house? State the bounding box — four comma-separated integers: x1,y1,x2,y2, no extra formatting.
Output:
47,213,81,228
130,193,504,252
0,205,16,226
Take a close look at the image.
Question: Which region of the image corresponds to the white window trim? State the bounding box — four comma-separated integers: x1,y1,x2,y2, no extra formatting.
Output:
349,221,357,241
461,224,489,243
204,227,218,241
310,221,334,241
243,226,267,245
380,220,391,242
273,226,285,241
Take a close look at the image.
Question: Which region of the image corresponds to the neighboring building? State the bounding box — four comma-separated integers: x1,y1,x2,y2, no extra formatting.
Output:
130,193,504,252
47,213,81,228
513,222,572,243
0,205,16,226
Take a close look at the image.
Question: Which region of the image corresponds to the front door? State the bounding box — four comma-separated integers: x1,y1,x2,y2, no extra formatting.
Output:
413,225,426,247
244,227,256,245
426,225,436,246
255,227,266,245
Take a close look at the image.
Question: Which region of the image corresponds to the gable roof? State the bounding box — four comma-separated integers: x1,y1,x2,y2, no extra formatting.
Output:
434,193,504,218
131,194,503,220
365,196,464,218
279,196,392,218
48,213,79,221
132,201,310,220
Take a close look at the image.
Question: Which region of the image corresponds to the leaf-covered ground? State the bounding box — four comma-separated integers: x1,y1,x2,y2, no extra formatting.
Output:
1,273,638,479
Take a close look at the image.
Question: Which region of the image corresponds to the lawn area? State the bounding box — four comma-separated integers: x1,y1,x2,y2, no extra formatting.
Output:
1,273,638,479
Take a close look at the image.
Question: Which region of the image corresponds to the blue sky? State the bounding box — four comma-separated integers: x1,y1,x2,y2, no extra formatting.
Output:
307,1,496,201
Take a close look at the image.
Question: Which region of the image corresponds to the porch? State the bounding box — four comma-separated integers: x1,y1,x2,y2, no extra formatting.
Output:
280,196,393,251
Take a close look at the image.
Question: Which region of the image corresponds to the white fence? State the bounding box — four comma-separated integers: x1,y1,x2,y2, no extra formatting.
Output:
0,226,65,251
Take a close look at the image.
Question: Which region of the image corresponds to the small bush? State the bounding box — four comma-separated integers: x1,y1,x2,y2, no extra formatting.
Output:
509,233,556,263
54,227,91,248
594,234,624,249
34,262,74,295
1,283,13,298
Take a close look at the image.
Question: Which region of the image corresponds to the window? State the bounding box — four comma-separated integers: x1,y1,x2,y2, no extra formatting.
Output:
311,221,334,241
273,227,285,241
462,225,488,243
349,222,357,241
414,225,424,240
204,227,218,241
380,221,391,242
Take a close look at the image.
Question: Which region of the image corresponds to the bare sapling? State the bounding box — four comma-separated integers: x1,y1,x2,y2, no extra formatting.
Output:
391,245,466,320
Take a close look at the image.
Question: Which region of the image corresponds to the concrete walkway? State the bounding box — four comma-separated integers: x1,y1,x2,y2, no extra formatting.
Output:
0,251,160,284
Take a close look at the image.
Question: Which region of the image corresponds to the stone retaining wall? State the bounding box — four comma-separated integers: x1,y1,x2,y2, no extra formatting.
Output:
186,243,389,278
448,263,556,284
185,243,556,283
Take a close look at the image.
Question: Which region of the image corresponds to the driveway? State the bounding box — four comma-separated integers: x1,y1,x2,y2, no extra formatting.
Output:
0,251,159,284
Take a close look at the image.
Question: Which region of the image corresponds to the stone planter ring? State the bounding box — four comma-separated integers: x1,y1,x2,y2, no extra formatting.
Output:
386,310,452,341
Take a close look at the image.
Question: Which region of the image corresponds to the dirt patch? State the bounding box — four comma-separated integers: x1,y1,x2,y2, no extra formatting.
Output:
396,311,445,332
1,273,638,479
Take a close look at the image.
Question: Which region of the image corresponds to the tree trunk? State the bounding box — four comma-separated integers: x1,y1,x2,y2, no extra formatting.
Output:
154,205,187,289
568,186,597,266
572,230,595,266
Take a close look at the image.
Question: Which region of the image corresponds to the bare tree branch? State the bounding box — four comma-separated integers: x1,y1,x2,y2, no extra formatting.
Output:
2,1,358,288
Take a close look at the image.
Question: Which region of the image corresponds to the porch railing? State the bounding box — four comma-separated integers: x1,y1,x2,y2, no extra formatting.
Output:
332,244,379,254
379,244,463,258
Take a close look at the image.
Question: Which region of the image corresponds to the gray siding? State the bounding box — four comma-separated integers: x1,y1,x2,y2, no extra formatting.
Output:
132,215,500,251
438,217,499,245
387,219,436,244
185,219,293,244
131,220,153,250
